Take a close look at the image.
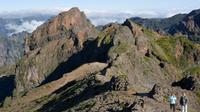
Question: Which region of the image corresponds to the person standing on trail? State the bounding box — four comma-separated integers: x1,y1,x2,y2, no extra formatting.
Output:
180,92,188,112
169,93,177,112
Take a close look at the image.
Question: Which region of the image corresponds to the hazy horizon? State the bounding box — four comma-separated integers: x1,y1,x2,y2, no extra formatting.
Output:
1,0,200,33
0,0,199,19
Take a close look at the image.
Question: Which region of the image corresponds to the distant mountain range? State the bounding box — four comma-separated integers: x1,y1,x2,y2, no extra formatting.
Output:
1,9,200,68
131,9,200,42
0,15,52,37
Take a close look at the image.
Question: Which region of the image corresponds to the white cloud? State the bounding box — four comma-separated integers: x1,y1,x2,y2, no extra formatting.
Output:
86,12,132,25
165,9,190,18
5,20,44,35
0,8,193,28
85,10,166,25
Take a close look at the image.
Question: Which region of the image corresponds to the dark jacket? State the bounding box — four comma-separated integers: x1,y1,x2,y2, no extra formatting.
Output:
180,96,188,106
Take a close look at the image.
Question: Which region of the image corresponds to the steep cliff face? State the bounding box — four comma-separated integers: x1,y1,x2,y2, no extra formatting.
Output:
169,9,200,39
0,32,27,67
15,7,98,94
131,9,200,43
2,8,200,112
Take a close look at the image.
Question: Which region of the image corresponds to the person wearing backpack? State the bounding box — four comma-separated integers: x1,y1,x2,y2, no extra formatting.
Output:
180,92,188,112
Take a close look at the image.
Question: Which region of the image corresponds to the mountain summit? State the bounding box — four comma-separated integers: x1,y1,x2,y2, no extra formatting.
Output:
16,7,98,93
0,8,200,112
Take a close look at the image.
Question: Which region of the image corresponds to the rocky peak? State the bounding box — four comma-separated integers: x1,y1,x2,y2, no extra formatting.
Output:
123,19,143,37
2,7,200,112
26,7,97,52
16,7,98,94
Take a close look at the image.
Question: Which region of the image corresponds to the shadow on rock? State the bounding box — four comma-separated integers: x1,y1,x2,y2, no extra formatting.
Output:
0,75,15,105
40,39,112,86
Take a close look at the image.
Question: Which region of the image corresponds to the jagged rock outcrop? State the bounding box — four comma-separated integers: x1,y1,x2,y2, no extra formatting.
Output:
1,7,200,112
169,9,200,36
15,7,98,94
149,84,165,102
109,75,129,91
0,32,28,67
27,7,97,51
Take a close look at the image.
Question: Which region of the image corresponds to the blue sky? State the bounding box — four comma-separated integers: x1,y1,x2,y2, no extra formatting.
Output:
0,0,199,13
1,0,200,25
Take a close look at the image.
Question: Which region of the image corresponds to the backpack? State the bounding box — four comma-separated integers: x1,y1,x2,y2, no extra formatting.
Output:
180,96,188,106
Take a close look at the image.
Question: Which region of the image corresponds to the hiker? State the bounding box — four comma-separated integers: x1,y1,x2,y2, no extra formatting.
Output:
169,93,177,112
180,92,188,112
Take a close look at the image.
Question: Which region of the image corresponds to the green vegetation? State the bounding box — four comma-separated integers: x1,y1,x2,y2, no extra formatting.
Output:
196,90,200,104
117,72,128,78
3,96,12,107
104,35,112,44
155,36,177,64
97,32,104,46
143,28,157,40
151,35,199,68
151,41,170,62
143,56,151,62
98,33,112,46
163,95,169,102
109,43,129,55
179,36,198,51
184,66,200,76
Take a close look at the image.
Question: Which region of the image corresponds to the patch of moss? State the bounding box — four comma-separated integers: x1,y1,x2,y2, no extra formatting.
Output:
179,36,197,52
184,66,200,76
195,90,200,105
97,32,104,46
143,56,151,62
143,28,157,40
110,43,129,55
156,36,177,64
178,56,188,69
163,95,168,102
3,96,12,107
103,35,112,44
118,72,128,78
97,32,112,46
151,36,199,69
151,41,169,62
97,27,116,47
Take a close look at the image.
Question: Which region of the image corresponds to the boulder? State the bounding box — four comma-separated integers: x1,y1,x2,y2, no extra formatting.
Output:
149,84,164,102
109,75,129,91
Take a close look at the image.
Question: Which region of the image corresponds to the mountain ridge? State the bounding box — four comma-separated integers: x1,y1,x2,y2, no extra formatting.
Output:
0,7,200,112
131,9,200,43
